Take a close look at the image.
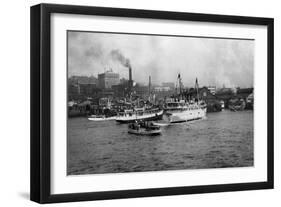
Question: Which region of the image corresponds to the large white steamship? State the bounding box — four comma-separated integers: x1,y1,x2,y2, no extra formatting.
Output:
163,75,207,123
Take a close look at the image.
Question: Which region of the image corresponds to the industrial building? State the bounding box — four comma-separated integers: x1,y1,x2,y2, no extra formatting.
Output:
98,70,120,89
162,82,175,90
207,86,216,95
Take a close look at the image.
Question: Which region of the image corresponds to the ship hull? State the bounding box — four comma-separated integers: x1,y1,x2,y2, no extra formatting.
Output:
88,116,116,121
165,108,206,123
128,129,161,136
116,110,163,123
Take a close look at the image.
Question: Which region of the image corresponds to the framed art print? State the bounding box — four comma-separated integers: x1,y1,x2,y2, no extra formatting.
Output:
30,3,274,203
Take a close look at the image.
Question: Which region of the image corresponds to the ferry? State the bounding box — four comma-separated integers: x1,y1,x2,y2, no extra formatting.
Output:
116,108,163,123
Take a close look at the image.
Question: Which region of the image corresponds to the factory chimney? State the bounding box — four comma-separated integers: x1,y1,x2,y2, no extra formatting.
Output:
148,76,151,95
128,66,133,90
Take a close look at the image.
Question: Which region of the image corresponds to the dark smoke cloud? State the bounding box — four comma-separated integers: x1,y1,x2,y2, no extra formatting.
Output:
110,49,131,68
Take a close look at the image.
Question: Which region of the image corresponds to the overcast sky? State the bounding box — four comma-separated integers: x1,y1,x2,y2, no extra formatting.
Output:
68,31,254,88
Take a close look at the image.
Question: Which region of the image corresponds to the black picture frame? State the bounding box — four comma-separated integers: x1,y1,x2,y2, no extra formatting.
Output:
30,3,274,204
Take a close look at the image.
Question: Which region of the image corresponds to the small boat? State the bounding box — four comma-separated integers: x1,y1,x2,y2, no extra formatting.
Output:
88,115,116,121
128,121,162,136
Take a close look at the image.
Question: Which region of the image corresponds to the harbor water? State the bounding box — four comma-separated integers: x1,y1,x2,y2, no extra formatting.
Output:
67,110,253,175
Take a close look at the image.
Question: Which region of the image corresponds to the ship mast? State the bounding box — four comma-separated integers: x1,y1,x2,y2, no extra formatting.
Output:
148,76,151,102
195,77,199,102
177,73,182,99
179,74,182,96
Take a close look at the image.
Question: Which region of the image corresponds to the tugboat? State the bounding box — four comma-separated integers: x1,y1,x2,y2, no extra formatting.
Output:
128,121,162,136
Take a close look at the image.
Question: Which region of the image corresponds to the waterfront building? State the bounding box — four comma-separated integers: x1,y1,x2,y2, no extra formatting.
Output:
68,75,98,85
79,83,98,95
186,87,216,102
112,84,127,98
68,82,100,100
134,85,149,97
162,82,175,90
153,86,171,92
236,88,254,99
98,70,120,89
98,89,115,98
68,83,79,97
68,75,100,100
207,86,216,95
215,88,235,108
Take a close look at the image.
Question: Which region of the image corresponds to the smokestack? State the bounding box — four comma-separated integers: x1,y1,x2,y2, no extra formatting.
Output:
77,80,80,94
128,66,133,94
149,76,151,95
129,66,132,84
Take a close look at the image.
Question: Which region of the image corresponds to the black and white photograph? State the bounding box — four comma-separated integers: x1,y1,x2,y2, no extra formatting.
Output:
67,31,254,175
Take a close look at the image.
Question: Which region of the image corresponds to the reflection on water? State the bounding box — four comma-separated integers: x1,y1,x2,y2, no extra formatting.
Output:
67,110,253,175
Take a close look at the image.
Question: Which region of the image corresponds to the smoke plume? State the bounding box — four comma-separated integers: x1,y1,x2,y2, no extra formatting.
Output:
110,49,131,68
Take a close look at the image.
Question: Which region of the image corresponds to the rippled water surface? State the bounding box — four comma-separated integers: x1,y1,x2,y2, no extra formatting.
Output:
67,110,253,175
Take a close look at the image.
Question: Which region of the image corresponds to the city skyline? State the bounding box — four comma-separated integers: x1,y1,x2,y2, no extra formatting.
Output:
68,31,254,88
68,73,253,90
